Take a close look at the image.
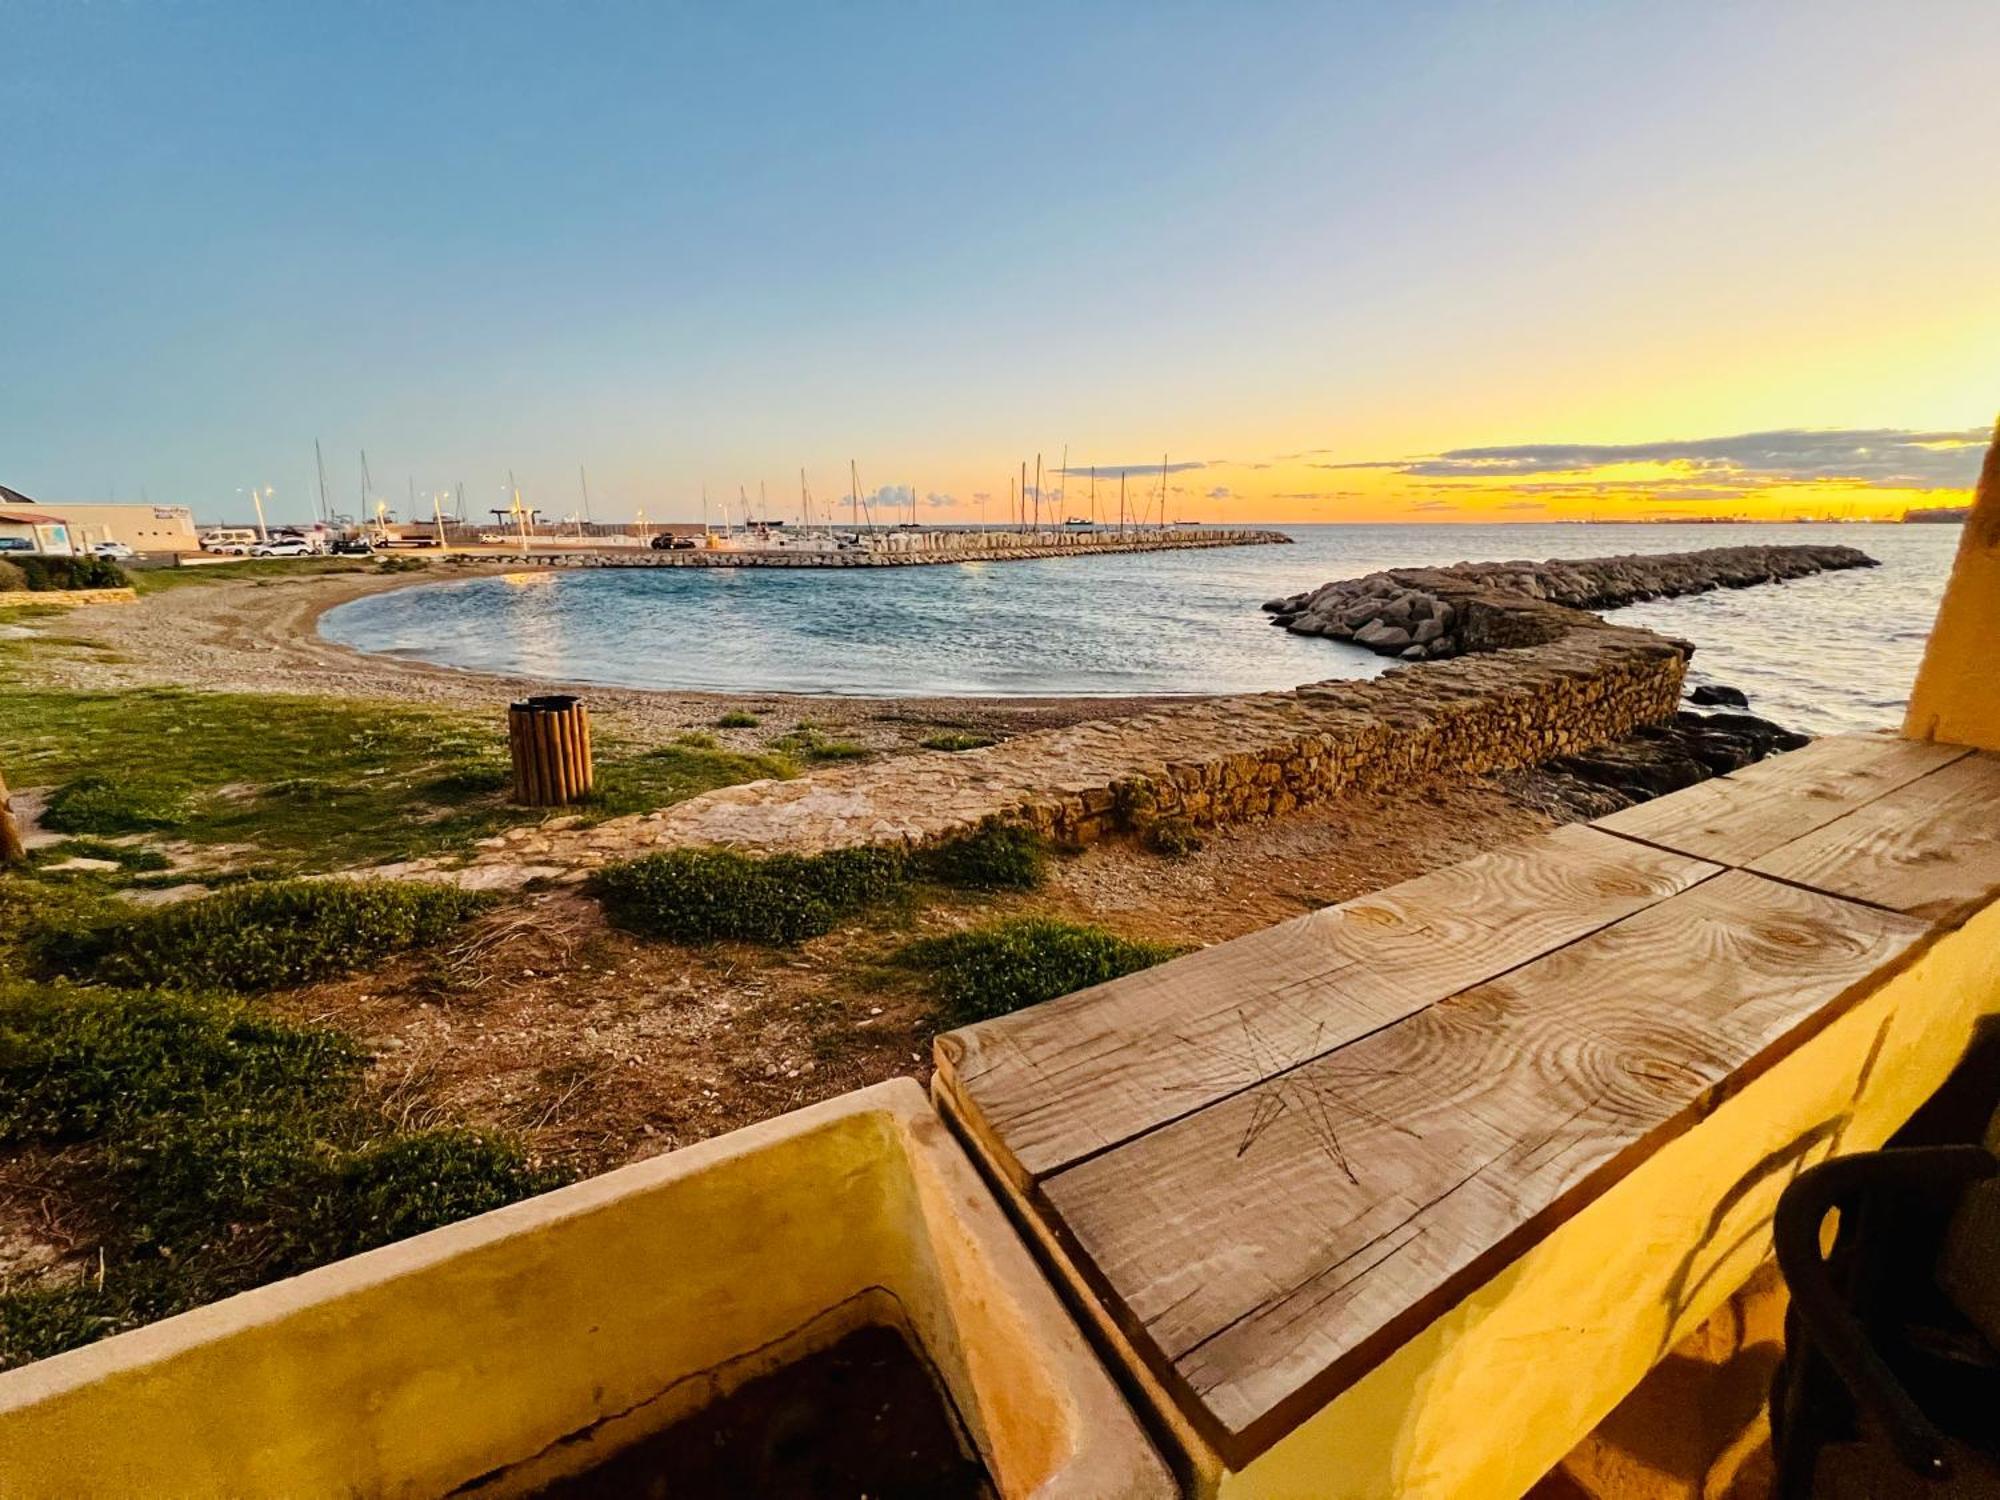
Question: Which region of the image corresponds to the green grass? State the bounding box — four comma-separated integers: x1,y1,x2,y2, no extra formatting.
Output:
592,824,1051,947
586,742,795,817
30,839,172,873
715,709,761,729
0,986,363,1146
898,918,1177,1024
916,823,1047,891
919,731,998,752
0,688,794,876
0,977,564,1368
593,846,908,945
767,724,870,763
125,557,380,595
51,878,490,994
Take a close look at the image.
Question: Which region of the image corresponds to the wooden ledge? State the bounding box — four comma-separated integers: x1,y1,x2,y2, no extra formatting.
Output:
935,734,2000,1488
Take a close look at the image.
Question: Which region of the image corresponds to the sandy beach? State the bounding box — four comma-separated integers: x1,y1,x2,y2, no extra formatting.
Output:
22,562,1211,752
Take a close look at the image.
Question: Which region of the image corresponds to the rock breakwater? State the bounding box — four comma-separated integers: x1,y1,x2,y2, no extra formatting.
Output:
1263,544,1876,661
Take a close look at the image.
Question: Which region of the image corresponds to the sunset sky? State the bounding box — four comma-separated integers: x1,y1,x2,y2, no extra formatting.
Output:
3,2,1994,526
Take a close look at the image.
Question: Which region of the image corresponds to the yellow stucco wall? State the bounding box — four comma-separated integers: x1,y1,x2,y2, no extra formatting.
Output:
1906,421,2000,752
0,1081,1170,1500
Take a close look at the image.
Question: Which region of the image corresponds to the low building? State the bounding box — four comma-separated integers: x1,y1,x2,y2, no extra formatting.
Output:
43,500,201,553
0,487,78,553
0,486,201,553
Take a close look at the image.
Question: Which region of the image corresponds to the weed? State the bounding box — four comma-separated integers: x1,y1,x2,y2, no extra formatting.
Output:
64,879,490,993
919,731,997,752
716,710,761,729
320,1130,562,1259
1144,818,1205,858
11,555,130,592
898,918,1176,1024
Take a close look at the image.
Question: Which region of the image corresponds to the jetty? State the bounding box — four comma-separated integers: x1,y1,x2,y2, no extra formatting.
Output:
1265,542,1877,659
473,525,1289,569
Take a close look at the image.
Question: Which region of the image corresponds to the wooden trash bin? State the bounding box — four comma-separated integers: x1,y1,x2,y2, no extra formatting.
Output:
508,695,593,807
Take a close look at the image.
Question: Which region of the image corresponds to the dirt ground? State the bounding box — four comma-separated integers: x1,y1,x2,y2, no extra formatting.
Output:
272,772,1559,1177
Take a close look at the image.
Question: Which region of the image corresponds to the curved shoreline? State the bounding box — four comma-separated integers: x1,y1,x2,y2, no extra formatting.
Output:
19,562,1211,748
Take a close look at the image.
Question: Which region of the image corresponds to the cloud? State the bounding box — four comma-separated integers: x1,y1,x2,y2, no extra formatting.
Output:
1408,499,1456,512
1316,426,1988,491
1056,460,1207,477
922,490,956,510
1204,485,1232,500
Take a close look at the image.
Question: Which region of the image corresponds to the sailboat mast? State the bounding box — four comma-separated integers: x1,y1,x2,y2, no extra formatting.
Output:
1089,466,1097,526
314,439,330,525
579,465,592,523
1033,453,1042,535
1119,470,1127,533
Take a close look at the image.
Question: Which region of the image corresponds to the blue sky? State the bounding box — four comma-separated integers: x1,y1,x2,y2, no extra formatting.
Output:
3,2,1996,524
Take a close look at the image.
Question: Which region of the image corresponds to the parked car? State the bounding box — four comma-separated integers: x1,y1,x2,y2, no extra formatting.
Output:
199,529,259,553
329,537,374,556
251,537,313,558
650,533,699,550
0,537,35,554
89,541,137,560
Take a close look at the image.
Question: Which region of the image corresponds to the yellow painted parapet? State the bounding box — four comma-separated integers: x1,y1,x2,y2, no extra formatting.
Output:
0,1080,1172,1499
1906,419,2000,751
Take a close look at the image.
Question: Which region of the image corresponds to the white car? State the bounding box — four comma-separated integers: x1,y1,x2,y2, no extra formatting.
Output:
251,538,314,558
90,541,136,560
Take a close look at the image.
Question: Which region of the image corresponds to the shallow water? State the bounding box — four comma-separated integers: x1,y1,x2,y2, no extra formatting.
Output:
321,522,1961,736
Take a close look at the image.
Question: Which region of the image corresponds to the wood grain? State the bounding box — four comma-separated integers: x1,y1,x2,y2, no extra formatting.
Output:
1748,750,2000,923
935,825,1715,1185
1594,732,1965,867
1039,870,1929,1456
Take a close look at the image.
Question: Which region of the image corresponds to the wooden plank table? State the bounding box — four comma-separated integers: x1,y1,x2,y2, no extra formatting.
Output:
934,735,2000,1494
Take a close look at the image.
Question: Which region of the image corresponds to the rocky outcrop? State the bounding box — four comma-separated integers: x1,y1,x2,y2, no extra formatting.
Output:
1263,544,1876,661
1526,710,1811,819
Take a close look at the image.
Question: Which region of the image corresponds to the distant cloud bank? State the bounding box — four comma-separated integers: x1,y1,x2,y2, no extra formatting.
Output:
1317,426,1989,492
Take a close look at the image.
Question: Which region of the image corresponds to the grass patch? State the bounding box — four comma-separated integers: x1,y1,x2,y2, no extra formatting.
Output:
914,823,1047,891
52,879,490,993
0,987,363,1146
588,743,795,818
898,918,1177,1024
2,688,789,876
919,731,998,752
593,846,907,945
41,776,192,835
768,725,870,763
716,709,761,729
0,978,562,1369
125,557,380,595
32,839,172,873
592,824,1051,947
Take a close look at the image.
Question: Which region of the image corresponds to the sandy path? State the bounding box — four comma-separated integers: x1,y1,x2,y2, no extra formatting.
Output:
16,563,1194,747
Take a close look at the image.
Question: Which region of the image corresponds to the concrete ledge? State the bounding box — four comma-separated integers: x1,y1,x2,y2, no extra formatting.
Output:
0,1080,1172,1499
1,586,137,608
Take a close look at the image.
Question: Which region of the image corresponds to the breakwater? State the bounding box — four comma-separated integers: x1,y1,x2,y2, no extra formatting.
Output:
1263,543,1877,660
484,526,1289,569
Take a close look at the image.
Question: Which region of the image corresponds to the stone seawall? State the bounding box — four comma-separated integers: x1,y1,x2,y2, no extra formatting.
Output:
438,611,1686,885
486,527,1289,570
1263,543,1876,660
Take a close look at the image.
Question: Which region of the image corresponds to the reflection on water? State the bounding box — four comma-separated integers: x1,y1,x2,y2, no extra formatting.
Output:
321,523,1960,735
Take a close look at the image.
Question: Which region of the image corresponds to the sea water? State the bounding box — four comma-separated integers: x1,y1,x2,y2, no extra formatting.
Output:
321,522,1962,737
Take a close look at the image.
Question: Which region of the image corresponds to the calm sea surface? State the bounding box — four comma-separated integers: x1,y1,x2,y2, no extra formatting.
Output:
321,523,1962,736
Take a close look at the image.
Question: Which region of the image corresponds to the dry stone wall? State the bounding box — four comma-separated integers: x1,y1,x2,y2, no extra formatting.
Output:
437,611,1686,886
